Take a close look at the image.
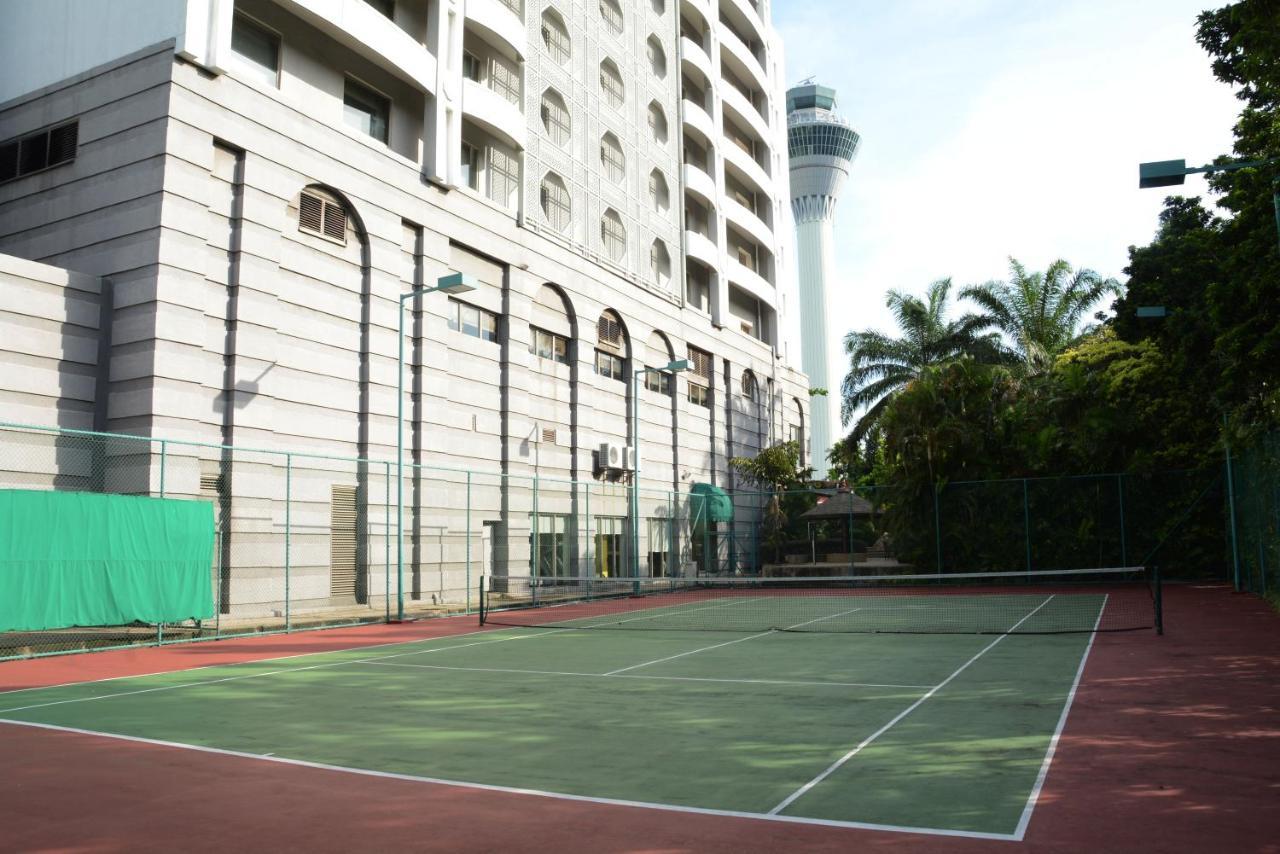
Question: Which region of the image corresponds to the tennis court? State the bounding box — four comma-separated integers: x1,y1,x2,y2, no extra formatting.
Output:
0,570,1158,841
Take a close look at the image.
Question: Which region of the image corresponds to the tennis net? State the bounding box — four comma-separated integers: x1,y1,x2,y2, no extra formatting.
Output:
479,567,1161,635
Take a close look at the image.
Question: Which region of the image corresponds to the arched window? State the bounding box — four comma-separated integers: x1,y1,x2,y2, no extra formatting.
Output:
541,88,570,147
541,8,570,65
600,209,626,261
600,132,625,183
599,0,623,35
647,101,667,145
646,36,666,78
530,284,573,365
648,169,669,213
650,239,671,288
651,0,664,14
600,59,624,109
540,172,571,232
595,309,628,381
644,330,675,393
741,371,759,403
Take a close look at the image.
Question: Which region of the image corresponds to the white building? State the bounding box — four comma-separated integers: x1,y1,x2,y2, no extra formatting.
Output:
787,82,858,478
0,0,807,611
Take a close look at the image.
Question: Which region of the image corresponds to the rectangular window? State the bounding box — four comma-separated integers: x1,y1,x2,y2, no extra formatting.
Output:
647,518,672,576
529,327,570,364
489,55,521,104
487,144,519,209
595,350,624,381
462,51,482,82
447,299,499,343
230,14,280,86
343,78,390,144
531,514,571,577
644,368,671,394
688,382,710,408
460,141,479,189
594,516,626,578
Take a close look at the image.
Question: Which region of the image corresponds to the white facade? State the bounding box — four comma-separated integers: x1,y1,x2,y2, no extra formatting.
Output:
786,83,858,478
0,0,807,607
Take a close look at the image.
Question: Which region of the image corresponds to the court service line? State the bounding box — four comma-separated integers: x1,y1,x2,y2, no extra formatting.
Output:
356,660,930,690
0,630,573,715
1011,595,1108,841
600,608,861,676
0,718,1021,842
768,596,1056,816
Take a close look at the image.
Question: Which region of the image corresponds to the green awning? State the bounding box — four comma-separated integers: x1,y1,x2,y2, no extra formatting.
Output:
689,482,734,525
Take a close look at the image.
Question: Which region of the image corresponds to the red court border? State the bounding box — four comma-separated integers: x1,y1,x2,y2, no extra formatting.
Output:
2,584,1278,853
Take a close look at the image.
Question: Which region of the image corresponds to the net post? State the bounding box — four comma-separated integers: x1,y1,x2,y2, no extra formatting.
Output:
1153,564,1163,635
478,575,486,625
465,469,472,616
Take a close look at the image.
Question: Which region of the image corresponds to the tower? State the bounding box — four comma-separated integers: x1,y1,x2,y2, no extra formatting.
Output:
787,83,860,478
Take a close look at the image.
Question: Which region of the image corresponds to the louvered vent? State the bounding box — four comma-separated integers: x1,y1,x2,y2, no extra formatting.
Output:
330,484,358,597
0,121,79,185
541,428,557,444
298,191,347,244
687,346,713,379
597,314,622,347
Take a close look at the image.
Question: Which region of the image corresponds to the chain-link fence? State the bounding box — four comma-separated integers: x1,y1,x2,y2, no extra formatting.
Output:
1231,431,1279,602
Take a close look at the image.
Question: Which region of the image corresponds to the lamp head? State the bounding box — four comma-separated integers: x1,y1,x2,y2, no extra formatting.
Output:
436,272,478,295
664,359,691,373
1139,159,1188,189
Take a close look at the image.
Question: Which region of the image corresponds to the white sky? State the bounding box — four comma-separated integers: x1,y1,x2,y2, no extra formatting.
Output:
772,0,1242,436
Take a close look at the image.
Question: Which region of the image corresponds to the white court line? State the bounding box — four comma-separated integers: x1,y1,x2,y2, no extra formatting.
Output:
0,630,571,715
768,596,1056,816
601,607,862,676
1011,594,1108,841
0,621,511,698
0,718,1020,842
357,659,930,690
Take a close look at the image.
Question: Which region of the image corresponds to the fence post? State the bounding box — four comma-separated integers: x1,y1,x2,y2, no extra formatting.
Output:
285,452,292,632
532,474,539,605
584,481,591,577
465,470,472,615
1023,478,1032,575
384,461,391,622
159,440,167,498
933,483,943,573
1224,420,1242,592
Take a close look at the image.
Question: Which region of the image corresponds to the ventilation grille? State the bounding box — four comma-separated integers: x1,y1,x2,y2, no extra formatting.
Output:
0,120,79,185
687,346,713,379
597,315,622,347
299,191,348,244
541,428,557,444
330,485,358,597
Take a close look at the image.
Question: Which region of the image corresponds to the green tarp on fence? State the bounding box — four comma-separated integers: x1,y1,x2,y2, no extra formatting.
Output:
0,490,215,631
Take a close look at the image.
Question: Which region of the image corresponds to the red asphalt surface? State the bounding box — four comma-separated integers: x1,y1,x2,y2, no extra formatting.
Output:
2,584,1277,853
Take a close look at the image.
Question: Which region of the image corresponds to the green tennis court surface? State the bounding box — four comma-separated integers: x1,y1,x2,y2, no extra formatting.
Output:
0,593,1106,840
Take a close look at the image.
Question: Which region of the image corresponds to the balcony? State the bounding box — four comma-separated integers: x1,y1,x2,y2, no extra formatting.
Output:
683,162,717,204
720,82,770,144
717,20,768,95
722,196,772,248
684,229,720,268
679,35,714,80
464,0,528,59
276,0,437,93
681,97,716,141
462,78,526,150
721,138,771,194
722,0,766,47
726,256,776,309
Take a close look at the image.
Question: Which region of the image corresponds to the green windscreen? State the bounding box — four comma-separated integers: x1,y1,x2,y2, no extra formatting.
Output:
0,489,215,631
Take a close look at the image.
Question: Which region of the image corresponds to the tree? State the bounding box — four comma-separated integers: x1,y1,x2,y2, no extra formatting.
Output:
729,441,812,562
840,278,1002,443
962,258,1120,375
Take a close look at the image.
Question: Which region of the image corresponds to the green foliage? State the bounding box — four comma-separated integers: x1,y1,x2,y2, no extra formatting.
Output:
729,441,811,492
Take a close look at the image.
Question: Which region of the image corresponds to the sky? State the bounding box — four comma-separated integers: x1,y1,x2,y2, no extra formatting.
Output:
771,0,1242,436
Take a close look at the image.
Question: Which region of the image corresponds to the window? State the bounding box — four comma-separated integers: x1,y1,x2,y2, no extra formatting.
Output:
599,0,623,34
230,14,280,86
601,209,625,261
0,121,78,185
741,371,758,402
595,517,626,577
531,514,571,577
487,144,519,209
648,169,669,213
650,240,671,287
462,51,482,82
648,517,671,576
595,350,625,381
541,9,570,65
489,54,521,104
541,89,570,147
365,0,395,17
687,345,713,379
343,78,389,144
540,172,571,232
646,36,666,78
529,327,570,364
651,0,665,14
460,141,479,189
644,368,671,394
600,59,624,108
688,382,710,408
447,300,500,342
597,312,623,348
647,102,667,145
686,262,710,311
298,190,347,243
600,133,624,183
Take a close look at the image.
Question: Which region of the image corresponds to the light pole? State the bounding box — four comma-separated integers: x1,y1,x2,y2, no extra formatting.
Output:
396,272,476,621
1139,157,1280,250
630,359,690,588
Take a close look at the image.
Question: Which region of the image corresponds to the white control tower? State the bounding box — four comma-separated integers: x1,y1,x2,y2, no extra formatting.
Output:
787,83,860,478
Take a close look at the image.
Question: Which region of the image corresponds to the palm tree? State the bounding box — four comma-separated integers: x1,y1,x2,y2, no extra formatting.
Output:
840,278,1001,443
961,258,1120,375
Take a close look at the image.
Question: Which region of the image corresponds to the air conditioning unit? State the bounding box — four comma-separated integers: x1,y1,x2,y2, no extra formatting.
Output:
622,446,638,471
597,442,624,471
